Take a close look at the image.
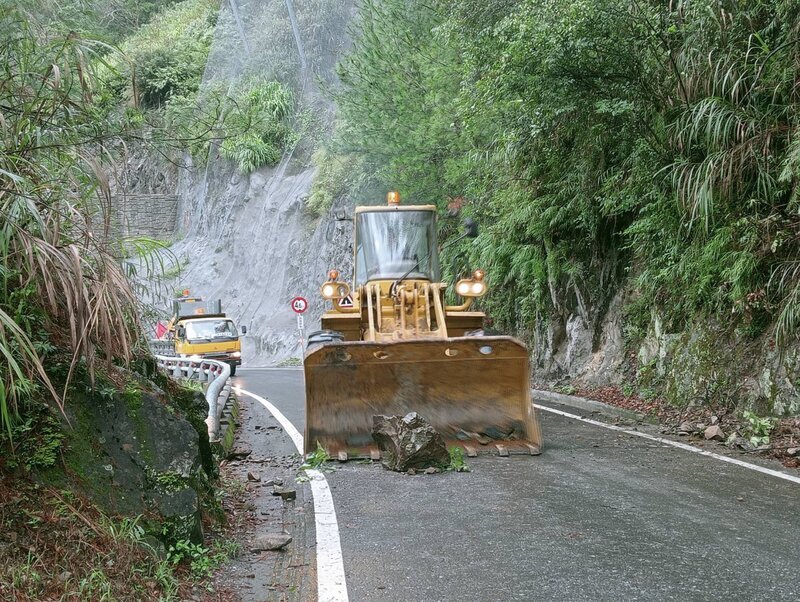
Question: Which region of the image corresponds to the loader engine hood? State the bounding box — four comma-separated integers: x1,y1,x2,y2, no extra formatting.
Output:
354,207,441,286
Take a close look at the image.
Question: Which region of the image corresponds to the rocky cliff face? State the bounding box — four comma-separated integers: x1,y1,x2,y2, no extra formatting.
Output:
532,288,800,416
135,0,358,365
165,150,353,363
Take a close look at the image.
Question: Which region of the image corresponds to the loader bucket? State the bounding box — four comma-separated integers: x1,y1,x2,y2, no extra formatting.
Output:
303,336,543,458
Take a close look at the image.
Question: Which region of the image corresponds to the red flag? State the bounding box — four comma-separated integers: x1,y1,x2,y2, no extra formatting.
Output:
155,321,168,339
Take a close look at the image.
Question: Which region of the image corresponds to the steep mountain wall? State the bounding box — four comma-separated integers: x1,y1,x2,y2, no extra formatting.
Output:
148,0,357,364
168,152,353,363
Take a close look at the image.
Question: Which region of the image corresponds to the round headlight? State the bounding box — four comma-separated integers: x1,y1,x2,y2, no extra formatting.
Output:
457,281,471,296
471,282,485,295
322,284,336,298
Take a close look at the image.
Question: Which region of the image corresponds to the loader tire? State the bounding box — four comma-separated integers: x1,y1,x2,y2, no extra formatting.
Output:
306,330,344,347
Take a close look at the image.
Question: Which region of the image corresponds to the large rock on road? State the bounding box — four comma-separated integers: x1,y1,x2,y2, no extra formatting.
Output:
372,412,450,472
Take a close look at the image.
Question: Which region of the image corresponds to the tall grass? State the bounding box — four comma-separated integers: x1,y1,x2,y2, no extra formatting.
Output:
0,8,145,433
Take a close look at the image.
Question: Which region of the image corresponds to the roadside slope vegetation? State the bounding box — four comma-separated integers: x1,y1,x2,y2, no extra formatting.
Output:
0,3,233,599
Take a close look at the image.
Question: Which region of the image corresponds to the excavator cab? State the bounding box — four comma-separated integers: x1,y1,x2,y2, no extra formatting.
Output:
303,192,542,459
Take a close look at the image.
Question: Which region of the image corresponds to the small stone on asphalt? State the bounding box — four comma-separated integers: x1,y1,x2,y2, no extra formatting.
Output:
228,446,252,459
251,532,292,551
272,486,296,500
247,471,261,482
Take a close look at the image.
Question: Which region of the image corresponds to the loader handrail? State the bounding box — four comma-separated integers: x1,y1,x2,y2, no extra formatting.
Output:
154,354,231,441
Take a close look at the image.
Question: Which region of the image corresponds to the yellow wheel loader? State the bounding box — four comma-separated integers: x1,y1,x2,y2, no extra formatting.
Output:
304,192,542,459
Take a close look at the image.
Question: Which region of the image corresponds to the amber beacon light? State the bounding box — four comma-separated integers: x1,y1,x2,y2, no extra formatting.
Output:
321,269,350,300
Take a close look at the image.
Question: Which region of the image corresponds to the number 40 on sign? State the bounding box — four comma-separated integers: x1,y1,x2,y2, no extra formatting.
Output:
291,296,308,313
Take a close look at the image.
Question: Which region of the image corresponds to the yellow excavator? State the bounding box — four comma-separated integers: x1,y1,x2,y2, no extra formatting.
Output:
304,191,542,459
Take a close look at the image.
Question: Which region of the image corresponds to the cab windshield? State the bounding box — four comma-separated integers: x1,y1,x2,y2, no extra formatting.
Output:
355,210,440,286
185,319,238,341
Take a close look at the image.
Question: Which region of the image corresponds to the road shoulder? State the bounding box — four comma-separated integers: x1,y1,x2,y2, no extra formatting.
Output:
212,393,315,601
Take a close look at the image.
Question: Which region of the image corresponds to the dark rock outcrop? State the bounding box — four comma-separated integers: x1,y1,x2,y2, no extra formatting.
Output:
43,375,216,545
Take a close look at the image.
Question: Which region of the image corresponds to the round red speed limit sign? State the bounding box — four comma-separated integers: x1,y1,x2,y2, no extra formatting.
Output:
291,296,308,314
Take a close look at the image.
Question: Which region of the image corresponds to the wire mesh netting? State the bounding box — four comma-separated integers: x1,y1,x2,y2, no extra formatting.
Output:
163,0,358,363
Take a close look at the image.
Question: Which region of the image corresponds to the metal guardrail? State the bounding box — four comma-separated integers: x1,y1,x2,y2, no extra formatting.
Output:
154,352,231,441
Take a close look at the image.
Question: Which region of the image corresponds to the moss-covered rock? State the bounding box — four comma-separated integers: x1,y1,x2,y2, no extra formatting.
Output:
36,371,218,545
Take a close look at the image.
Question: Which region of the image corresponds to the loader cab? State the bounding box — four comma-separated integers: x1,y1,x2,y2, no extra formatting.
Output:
354,205,441,286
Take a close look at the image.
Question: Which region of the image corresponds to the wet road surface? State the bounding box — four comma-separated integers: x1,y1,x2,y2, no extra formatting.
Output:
235,368,800,601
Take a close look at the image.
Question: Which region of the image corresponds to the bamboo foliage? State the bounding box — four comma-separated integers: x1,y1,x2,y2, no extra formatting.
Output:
0,8,143,432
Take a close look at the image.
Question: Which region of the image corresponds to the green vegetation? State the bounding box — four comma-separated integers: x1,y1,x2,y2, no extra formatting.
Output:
447,446,469,473
306,149,370,215
166,538,238,579
323,0,800,410
110,0,218,108
19,0,183,43
742,410,777,447
0,484,181,601
1,405,64,472
218,78,298,172
0,2,269,597
0,5,147,434
104,0,303,173
302,440,332,471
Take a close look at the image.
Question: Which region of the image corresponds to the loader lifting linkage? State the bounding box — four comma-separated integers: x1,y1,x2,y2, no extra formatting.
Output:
303,191,543,459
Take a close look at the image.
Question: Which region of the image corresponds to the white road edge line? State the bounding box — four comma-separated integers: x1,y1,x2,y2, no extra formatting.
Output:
534,403,800,486
236,387,350,602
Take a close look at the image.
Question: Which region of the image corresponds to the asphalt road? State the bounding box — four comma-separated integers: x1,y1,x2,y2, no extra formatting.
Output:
235,368,800,602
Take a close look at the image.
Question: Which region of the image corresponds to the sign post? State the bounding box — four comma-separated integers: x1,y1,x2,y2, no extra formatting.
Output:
291,296,308,349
